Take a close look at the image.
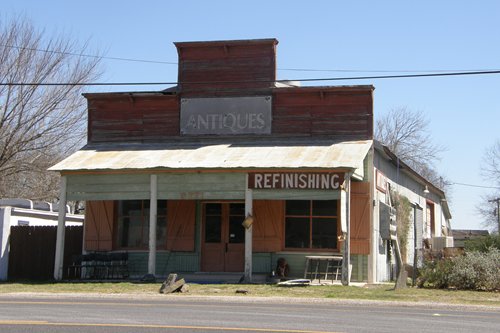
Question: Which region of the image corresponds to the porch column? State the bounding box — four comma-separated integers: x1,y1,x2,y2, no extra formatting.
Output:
53,175,67,280
244,180,253,283
148,174,158,276
341,172,352,286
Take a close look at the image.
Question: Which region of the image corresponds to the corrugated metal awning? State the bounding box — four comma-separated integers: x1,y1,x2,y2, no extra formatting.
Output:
50,139,373,176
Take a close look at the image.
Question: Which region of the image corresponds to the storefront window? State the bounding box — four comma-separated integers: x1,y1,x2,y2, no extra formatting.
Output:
285,200,338,249
116,200,167,249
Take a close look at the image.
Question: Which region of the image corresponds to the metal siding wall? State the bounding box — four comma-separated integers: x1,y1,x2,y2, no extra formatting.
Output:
407,208,416,266
415,206,424,267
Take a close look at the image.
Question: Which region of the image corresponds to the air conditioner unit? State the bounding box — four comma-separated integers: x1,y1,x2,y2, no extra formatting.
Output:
431,236,454,250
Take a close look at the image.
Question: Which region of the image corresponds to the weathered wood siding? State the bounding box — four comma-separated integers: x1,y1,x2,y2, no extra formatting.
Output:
87,88,372,143
127,252,199,278
85,39,373,143
350,182,371,255
253,189,340,200
8,225,82,280
68,173,247,201
166,200,196,251
272,87,373,140
67,174,150,201
175,39,277,94
85,201,114,251
87,94,179,143
158,173,246,200
351,254,369,282
253,200,284,252
84,200,196,252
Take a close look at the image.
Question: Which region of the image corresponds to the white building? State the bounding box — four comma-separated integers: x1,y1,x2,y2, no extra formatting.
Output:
0,198,83,280
373,142,453,282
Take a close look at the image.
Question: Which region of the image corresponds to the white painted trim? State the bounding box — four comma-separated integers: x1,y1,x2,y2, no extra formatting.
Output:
0,208,12,281
148,174,158,276
342,172,352,286
244,175,253,283
368,151,377,284
54,176,67,280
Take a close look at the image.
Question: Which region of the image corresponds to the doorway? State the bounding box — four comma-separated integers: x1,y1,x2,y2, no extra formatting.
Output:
201,202,245,272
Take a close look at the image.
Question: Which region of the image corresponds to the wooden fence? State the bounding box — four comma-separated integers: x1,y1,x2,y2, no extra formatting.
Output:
8,225,83,280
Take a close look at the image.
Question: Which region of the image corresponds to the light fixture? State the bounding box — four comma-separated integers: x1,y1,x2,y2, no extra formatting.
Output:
423,185,430,195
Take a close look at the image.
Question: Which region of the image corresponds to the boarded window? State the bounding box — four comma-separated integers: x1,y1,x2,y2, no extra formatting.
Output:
86,200,195,252
85,201,114,251
253,200,284,252
350,182,371,255
166,200,196,252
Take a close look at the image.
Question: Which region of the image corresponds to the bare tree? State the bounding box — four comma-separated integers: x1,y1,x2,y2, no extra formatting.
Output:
478,140,500,231
0,16,101,201
375,106,447,188
482,139,500,186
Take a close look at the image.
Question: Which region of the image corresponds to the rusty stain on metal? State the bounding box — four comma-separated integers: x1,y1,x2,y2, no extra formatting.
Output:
50,139,372,172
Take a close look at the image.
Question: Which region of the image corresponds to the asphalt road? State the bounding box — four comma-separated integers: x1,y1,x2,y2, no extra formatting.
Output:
0,294,498,333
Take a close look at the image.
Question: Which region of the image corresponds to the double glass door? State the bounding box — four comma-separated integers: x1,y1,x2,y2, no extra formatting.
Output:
201,202,245,272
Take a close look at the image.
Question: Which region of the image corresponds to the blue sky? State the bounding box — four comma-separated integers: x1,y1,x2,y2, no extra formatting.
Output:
3,1,500,230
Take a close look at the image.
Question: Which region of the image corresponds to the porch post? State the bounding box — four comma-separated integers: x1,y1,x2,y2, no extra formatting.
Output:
342,172,352,286
148,174,158,276
244,176,253,283
53,175,67,281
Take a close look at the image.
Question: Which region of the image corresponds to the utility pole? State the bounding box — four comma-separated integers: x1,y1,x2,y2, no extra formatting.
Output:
489,198,500,233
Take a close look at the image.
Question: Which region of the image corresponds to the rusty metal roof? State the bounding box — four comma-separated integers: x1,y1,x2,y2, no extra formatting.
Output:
50,139,372,175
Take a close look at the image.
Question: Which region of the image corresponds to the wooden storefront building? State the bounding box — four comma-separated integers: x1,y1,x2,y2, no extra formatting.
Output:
50,38,378,283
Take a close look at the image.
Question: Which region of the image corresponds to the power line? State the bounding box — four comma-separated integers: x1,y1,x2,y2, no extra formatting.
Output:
449,182,500,190
0,44,178,65
295,70,500,82
2,43,499,74
2,70,500,87
277,67,500,73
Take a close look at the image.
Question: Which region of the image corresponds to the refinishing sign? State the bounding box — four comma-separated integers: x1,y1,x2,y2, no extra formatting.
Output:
180,96,272,135
248,173,344,190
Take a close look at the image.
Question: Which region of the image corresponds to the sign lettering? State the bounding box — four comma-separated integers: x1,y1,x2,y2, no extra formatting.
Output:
180,96,272,135
248,173,345,190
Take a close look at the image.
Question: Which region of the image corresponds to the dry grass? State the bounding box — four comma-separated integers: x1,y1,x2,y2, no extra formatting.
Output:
0,282,498,307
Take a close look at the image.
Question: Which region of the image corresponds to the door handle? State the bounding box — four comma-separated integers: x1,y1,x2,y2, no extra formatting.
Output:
225,243,228,253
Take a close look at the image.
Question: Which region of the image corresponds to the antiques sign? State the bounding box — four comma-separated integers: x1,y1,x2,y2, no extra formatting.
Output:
248,173,345,190
180,96,272,135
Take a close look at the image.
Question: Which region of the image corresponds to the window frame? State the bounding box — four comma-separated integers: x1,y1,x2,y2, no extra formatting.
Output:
114,200,168,250
284,200,339,251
